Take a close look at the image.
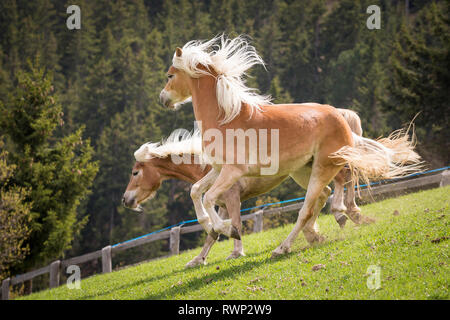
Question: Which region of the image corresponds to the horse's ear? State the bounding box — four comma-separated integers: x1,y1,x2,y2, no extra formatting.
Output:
175,47,183,57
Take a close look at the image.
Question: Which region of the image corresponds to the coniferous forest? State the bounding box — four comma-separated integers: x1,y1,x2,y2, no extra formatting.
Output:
0,0,448,282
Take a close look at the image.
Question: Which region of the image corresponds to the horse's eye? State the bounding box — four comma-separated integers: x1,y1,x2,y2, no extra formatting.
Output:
132,171,139,176
167,74,174,79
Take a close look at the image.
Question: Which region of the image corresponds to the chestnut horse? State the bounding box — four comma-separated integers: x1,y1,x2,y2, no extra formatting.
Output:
159,35,422,258
123,109,369,266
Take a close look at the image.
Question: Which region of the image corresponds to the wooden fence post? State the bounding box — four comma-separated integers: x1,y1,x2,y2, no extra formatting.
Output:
102,245,112,273
170,226,181,255
253,210,264,233
49,260,61,289
1,278,10,300
440,170,449,187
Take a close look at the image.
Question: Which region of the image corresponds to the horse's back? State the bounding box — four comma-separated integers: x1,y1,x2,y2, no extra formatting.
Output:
253,103,354,168
258,103,346,129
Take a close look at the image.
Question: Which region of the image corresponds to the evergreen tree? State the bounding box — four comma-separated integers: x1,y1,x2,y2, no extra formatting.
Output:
252,0,285,94
277,0,326,102
350,32,388,137
320,0,364,61
209,0,235,34
384,2,449,164
269,76,293,104
0,0,61,80
79,106,164,252
0,142,32,280
0,62,98,270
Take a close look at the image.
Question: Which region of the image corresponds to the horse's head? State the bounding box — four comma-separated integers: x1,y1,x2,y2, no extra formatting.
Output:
122,161,162,212
160,35,271,124
160,48,193,110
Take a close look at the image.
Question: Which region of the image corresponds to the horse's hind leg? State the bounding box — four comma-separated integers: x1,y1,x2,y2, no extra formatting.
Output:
290,167,331,244
332,170,349,228
272,162,343,258
343,168,375,225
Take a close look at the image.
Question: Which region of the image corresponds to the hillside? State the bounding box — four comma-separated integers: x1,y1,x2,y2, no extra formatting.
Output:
20,186,449,300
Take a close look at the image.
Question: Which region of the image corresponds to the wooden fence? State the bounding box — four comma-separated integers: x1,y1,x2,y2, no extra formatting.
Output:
2,169,448,300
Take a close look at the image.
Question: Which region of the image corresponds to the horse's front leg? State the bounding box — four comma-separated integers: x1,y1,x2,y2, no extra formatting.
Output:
185,206,235,268
202,165,244,240
190,168,219,239
185,233,216,268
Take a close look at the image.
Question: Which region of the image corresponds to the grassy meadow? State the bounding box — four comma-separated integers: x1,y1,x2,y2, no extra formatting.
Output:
20,186,449,300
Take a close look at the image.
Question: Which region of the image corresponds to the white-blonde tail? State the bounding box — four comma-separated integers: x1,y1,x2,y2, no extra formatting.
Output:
330,128,424,191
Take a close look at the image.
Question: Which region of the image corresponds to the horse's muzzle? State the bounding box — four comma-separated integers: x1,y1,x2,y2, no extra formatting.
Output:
159,90,169,108
122,192,136,208
159,90,176,109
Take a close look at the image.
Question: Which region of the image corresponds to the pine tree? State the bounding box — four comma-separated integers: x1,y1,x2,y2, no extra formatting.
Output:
384,2,449,164
252,0,285,94
79,106,164,253
0,61,98,270
277,0,326,102
0,142,32,280
0,1,61,79
209,0,235,34
350,32,388,137
320,0,364,61
269,76,293,104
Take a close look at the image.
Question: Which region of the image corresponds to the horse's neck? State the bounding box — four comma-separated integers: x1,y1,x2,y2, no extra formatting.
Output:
150,156,208,183
190,77,220,129
190,76,253,130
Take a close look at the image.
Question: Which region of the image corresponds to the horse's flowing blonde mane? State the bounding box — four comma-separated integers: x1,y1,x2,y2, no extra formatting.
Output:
134,129,202,162
172,34,273,124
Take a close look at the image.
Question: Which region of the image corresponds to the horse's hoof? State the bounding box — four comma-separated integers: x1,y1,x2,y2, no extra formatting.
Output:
337,215,348,229
185,257,206,268
316,235,326,243
271,245,290,259
226,251,245,260
304,231,325,244
212,220,240,240
185,261,197,268
271,250,284,259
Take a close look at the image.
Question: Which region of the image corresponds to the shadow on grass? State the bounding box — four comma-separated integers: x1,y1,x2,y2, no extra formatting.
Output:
76,225,354,300
76,245,296,300
141,248,296,300
141,235,348,300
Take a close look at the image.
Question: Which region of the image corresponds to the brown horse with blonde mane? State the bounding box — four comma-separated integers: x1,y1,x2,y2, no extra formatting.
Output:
122,109,370,267
159,35,422,258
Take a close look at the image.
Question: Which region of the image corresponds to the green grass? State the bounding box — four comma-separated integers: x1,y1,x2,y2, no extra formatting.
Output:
20,186,449,300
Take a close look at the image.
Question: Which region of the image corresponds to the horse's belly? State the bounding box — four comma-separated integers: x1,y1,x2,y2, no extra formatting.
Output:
239,175,289,201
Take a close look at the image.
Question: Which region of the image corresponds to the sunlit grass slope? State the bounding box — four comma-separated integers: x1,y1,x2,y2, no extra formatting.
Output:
21,186,449,300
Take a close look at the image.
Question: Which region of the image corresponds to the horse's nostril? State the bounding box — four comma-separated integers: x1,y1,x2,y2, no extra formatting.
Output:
160,91,170,107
